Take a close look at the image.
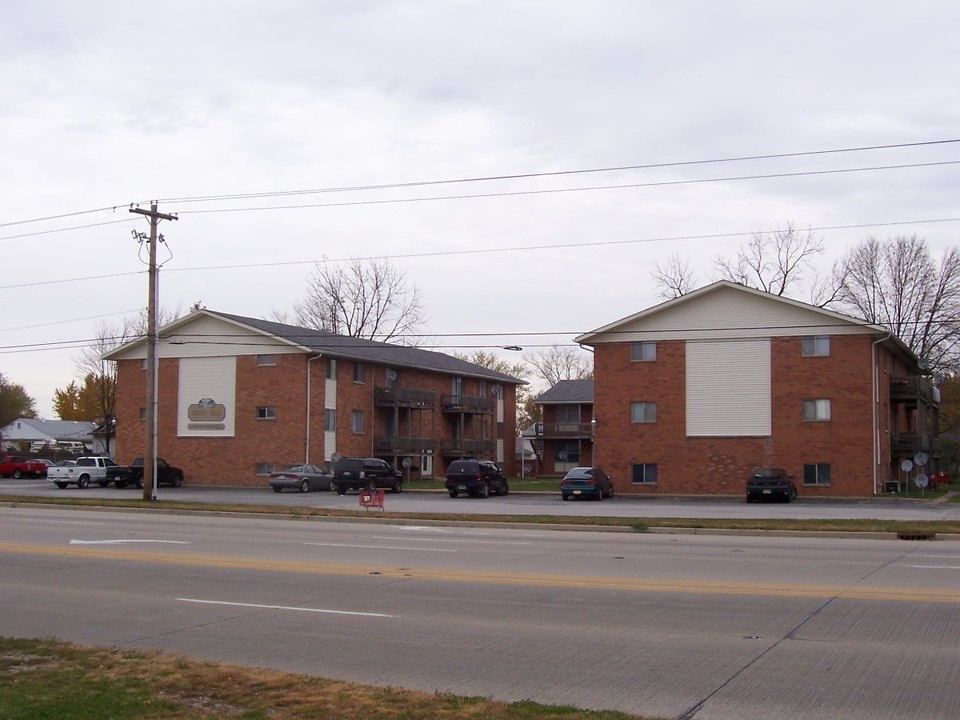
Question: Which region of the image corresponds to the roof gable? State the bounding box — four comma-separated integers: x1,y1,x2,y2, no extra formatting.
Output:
536,379,594,404
576,281,887,344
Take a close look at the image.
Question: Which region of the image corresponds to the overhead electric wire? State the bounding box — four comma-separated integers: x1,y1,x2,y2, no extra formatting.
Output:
0,218,136,242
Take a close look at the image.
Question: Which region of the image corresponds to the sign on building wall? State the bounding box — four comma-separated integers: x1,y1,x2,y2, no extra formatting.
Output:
177,356,237,437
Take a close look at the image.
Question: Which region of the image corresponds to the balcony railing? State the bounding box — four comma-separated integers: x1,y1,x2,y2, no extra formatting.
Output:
440,438,495,457
441,394,495,413
536,422,594,439
373,435,435,454
891,433,939,454
890,376,938,405
374,386,436,408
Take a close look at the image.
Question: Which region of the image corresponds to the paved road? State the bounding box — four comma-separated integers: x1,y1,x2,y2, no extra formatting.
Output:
3,476,960,522
1,505,958,719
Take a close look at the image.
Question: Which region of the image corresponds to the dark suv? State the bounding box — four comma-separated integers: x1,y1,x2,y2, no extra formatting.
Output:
444,459,509,498
332,457,403,494
746,467,798,503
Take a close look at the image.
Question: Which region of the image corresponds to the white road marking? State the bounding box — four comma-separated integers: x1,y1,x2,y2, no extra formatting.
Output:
906,565,960,570
373,536,532,545
178,598,392,618
302,542,455,552
69,539,190,545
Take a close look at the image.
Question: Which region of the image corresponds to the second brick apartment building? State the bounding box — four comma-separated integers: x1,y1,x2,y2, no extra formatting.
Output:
574,281,940,497
105,310,523,485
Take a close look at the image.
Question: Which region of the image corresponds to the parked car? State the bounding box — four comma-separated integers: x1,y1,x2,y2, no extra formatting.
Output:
268,464,332,493
55,459,77,467
32,458,56,477
746,467,797,503
106,457,184,489
444,459,509,498
332,457,403,494
0,455,48,479
560,466,614,501
48,456,117,488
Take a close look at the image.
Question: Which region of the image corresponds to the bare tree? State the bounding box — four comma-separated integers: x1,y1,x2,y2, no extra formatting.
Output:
524,345,593,386
294,257,426,343
713,223,824,296
831,235,960,373
651,253,698,300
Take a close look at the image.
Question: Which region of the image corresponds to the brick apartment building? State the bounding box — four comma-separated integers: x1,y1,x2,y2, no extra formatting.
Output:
533,379,594,475
574,281,940,497
104,310,523,485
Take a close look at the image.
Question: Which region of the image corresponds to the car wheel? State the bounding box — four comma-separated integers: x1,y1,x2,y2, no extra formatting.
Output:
448,490,459,498
335,484,347,496
391,480,402,493
55,482,67,489
300,479,310,493
98,481,109,487
272,486,282,493
595,488,603,501
136,478,144,489
746,495,754,503
172,475,182,488
608,485,614,498
561,493,570,501
479,482,489,498
115,481,126,489
77,476,89,489
783,493,792,504
13,469,22,479
499,482,509,496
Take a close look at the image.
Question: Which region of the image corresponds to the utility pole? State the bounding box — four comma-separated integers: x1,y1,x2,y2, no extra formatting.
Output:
129,202,178,501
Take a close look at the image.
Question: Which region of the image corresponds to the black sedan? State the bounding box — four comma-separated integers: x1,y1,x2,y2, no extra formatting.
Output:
560,466,614,501
268,464,333,493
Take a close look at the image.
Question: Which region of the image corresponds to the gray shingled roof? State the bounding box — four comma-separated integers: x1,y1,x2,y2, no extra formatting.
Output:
535,379,594,404
208,311,525,384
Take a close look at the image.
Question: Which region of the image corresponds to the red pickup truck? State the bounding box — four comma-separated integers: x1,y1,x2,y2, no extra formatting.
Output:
0,455,47,479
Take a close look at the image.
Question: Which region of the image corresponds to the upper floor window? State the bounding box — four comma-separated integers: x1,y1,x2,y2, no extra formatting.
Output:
257,354,277,367
803,399,831,422
630,401,657,423
452,376,463,397
324,409,336,432
352,410,364,434
353,362,365,383
326,358,335,379
555,405,581,424
256,406,277,420
630,341,657,362
140,358,148,370
801,336,830,357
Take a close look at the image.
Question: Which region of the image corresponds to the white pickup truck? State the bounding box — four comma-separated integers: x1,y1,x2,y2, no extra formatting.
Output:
48,456,117,489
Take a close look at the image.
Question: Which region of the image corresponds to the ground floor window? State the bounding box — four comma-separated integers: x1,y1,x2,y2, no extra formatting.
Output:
555,442,580,465
256,406,276,420
632,463,657,484
352,410,364,434
255,463,275,476
803,463,831,485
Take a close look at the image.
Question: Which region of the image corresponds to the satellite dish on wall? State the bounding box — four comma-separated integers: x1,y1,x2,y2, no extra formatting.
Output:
386,369,398,386
331,452,341,463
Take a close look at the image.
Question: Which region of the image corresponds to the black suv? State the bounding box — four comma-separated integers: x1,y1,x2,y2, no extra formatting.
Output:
746,467,798,503
332,457,403,494
444,459,509,498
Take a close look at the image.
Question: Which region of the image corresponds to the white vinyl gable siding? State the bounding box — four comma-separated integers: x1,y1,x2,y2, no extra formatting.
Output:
686,339,771,437
581,285,878,344
177,356,237,437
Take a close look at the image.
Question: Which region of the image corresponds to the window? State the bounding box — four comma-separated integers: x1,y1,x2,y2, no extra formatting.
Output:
255,463,275,476
632,464,658,484
630,341,657,362
324,409,336,432
803,463,831,485
352,410,364,434
803,399,831,421
326,358,335,379
139,407,146,421
555,442,580,465
630,401,657,423
256,406,277,420
452,376,463,396
257,354,277,367
801,336,830,357
353,362,365,383
140,358,147,370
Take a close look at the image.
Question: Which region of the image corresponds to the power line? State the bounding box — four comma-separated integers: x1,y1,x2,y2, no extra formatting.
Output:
0,218,136,242
3,215,958,291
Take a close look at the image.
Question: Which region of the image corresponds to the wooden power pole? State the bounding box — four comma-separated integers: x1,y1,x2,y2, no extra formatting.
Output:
129,202,177,501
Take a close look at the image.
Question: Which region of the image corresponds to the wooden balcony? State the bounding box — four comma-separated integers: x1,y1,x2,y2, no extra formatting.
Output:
890,377,938,405
441,394,495,414
891,433,939,454
536,422,594,439
373,435,435,454
440,438,495,457
374,386,436,408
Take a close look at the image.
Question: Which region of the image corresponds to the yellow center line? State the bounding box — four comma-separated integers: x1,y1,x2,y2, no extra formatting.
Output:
2,542,957,604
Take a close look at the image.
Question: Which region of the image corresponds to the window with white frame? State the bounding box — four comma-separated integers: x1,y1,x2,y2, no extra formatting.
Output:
802,399,831,421
324,409,336,432
630,401,657,423
255,463,275,476
632,464,657,484
801,336,830,357
257,354,277,366
352,410,364,434
256,406,277,420
803,463,831,485
630,341,657,362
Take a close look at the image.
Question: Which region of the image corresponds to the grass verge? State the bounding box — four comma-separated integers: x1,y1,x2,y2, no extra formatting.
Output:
2,492,959,535
0,636,646,720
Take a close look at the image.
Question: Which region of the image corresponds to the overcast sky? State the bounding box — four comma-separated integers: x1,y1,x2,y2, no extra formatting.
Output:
3,0,959,416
